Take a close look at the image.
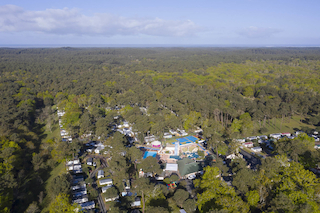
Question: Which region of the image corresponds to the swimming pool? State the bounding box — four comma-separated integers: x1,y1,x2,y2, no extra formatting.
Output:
187,152,199,159
143,151,157,159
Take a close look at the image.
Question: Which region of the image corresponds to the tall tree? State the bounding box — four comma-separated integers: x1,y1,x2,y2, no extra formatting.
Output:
173,189,189,208
49,194,80,213
195,166,249,213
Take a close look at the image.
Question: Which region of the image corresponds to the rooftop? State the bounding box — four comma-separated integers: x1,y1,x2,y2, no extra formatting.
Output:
177,157,202,177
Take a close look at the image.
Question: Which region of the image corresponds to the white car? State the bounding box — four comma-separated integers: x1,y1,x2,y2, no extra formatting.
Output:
187,174,196,180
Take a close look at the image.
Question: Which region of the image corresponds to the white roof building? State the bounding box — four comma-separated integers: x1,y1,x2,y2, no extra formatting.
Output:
67,164,82,171
270,133,282,139
164,163,178,172
282,132,291,137
86,158,93,165
236,139,246,143
57,110,65,117
169,129,178,135
123,121,129,128
144,135,157,143
80,201,95,210
94,143,105,154
243,142,253,148
194,127,203,133
66,159,80,166
251,147,262,152
259,135,268,140
226,153,243,159
99,178,113,186
101,185,113,193
180,130,188,136
73,196,88,204
97,170,104,179
163,132,173,139
247,136,258,140
105,195,119,202
71,183,86,191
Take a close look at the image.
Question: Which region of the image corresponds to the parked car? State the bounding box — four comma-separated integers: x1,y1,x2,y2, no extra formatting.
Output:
187,174,196,180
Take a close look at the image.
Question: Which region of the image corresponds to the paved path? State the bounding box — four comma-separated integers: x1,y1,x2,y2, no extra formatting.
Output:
89,158,108,179
92,179,107,213
185,179,195,198
87,156,108,213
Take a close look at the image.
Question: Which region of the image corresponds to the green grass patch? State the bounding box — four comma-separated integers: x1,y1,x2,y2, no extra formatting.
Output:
41,120,61,144
38,119,67,213
41,162,67,213
261,115,316,136
164,138,178,144
45,162,67,185
244,115,316,138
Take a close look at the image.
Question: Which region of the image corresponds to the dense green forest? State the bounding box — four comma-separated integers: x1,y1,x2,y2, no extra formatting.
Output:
1,47,320,213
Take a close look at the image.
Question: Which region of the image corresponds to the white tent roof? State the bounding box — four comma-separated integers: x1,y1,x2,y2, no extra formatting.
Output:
151,141,161,145
165,163,178,171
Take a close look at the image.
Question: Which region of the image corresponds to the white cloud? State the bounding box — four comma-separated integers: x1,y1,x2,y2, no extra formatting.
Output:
237,26,281,38
0,5,200,37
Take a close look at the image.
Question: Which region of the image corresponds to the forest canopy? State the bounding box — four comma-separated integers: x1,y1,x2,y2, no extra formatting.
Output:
1,47,320,212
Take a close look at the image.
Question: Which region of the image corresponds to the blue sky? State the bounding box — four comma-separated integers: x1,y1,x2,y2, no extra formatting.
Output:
0,0,319,46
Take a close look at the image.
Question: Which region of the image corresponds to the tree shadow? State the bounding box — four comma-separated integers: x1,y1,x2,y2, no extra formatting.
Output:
13,165,54,213
300,126,312,133
51,126,57,132
301,118,309,124
118,195,135,209
148,197,170,210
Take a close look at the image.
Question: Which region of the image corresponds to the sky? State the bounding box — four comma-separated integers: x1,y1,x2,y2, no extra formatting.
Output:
0,0,319,46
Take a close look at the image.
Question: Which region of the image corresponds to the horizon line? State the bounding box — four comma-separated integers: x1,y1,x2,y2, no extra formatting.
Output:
1,44,320,48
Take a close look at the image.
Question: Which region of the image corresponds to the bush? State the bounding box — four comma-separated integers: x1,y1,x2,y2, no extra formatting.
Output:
169,174,179,182
146,206,169,213
163,177,170,184
85,177,93,185
183,199,196,213
179,180,187,188
104,187,118,199
197,150,205,157
159,184,169,196
87,185,98,200
82,166,89,174
48,174,71,199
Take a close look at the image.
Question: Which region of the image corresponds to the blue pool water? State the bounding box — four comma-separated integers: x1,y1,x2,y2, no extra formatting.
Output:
143,151,157,159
